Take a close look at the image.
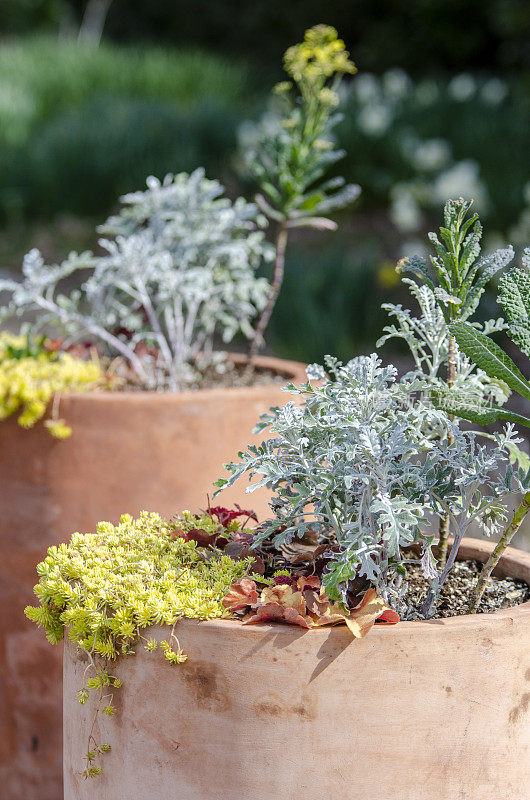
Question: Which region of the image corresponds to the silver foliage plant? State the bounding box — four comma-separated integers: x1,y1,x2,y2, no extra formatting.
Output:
216,354,528,616
217,198,530,617
377,276,509,407
0,169,272,390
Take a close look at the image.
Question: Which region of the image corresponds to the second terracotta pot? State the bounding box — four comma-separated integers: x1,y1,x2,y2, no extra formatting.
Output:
0,353,306,800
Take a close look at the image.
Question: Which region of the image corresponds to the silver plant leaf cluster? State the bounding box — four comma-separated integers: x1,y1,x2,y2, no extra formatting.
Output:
377,277,509,407
217,353,528,614
0,169,272,390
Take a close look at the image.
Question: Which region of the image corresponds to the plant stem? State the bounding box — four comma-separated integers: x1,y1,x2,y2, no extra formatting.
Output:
438,332,457,567
468,490,530,613
246,222,288,374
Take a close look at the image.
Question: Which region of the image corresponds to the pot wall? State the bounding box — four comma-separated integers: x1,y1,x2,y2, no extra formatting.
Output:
0,354,306,800
63,540,530,800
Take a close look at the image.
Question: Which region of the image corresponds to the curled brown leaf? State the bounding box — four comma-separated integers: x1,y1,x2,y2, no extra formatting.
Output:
222,578,259,611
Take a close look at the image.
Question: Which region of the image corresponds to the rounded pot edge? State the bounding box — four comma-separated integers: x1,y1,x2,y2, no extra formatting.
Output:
181,538,530,639
60,353,307,406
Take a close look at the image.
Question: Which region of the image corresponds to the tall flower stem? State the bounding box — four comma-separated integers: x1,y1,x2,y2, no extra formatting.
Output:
438,332,456,567
246,222,288,374
469,490,530,613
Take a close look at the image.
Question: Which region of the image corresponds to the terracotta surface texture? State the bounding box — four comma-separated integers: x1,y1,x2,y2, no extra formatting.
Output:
0,354,306,800
64,540,530,800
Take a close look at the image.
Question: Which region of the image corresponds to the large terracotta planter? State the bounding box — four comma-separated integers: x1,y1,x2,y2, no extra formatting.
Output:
0,353,306,800
63,539,530,800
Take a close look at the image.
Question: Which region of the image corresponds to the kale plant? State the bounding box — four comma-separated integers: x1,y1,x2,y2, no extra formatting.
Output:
0,169,271,390
216,354,523,617
241,25,361,366
432,248,530,610
435,248,530,429
379,198,514,564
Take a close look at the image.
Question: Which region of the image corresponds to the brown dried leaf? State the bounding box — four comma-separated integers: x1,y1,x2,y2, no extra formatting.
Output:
260,584,306,615
306,586,399,637
222,578,259,611
243,603,310,629
342,588,389,638
242,583,312,629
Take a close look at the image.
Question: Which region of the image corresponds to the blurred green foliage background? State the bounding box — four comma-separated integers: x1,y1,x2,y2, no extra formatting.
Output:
0,1,529,362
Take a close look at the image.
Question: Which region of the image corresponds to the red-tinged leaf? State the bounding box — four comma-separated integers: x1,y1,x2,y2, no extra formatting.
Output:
185,528,220,547
272,574,295,586
216,536,229,549
222,578,259,611
208,505,258,527
376,608,400,625
223,542,265,575
296,575,320,591
304,587,335,619
43,337,64,352
231,530,255,546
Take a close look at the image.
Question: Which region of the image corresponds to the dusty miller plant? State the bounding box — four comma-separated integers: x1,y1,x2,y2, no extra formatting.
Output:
216,354,524,617
0,169,271,390
241,25,361,366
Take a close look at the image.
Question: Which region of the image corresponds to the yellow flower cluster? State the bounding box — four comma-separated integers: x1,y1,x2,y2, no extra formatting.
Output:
25,511,261,776
283,24,356,85
25,511,257,658
0,333,102,437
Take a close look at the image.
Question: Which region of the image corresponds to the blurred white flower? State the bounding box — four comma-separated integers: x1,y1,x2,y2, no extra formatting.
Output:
412,138,451,172
390,185,422,232
382,68,411,100
448,74,476,102
480,78,508,106
433,160,488,211
414,80,440,106
483,231,508,252
401,239,430,258
353,73,381,104
238,112,281,149
509,208,530,248
0,81,36,144
358,103,392,136
523,182,530,205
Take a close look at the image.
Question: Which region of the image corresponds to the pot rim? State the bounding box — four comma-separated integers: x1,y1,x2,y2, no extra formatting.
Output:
62,353,307,402
178,538,530,639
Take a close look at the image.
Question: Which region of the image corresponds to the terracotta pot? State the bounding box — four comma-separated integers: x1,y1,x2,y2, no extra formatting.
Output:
63,539,530,800
0,354,306,800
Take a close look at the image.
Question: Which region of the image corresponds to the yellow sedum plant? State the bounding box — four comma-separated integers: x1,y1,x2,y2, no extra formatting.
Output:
25,510,257,654
25,511,259,777
0,332,102,437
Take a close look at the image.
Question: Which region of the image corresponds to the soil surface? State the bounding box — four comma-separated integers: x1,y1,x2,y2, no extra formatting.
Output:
404,559,530,618
186,363,286,391
112,361,285,392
